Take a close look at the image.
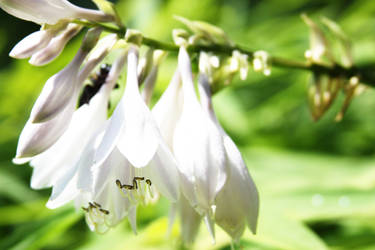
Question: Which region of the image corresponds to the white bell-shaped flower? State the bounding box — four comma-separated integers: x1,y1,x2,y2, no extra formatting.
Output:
0,0,114,25
197,73,259,241
173,46,227,235
90,46,179,206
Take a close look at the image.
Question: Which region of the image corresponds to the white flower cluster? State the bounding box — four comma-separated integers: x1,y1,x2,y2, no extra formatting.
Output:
2,0,259,244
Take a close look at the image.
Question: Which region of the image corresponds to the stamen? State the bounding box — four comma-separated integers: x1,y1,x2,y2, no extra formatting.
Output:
115,177,154,205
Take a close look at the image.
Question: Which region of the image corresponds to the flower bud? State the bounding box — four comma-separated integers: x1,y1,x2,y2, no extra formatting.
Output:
9,29,54,59
253,50,271,76
174,16,233,46
172,29,190,47
29,24,82,66
124,29,143,46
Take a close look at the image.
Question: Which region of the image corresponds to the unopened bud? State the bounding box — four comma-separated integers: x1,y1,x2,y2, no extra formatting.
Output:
125,29,143,46
173,29,190,47
29,24,82,66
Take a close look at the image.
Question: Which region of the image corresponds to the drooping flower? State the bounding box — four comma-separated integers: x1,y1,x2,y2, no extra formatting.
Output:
197,73,259,241
153,46,258,243
94,46,179,198
53,46,179,233
92,45,179,204
0,0,114,25
14,30,117,160
173,46,228,240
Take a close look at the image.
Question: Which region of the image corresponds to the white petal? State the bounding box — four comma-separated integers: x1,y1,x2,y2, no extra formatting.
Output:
116,47,159,168
178,195,202,244
92,147,130,195
146,140,179,202
222,134,259,234
29,83,109,189
152,70,183,149
76,123,108,192
87,50,128,166
29,23,81,66
9,30,54,59
46,165,79,209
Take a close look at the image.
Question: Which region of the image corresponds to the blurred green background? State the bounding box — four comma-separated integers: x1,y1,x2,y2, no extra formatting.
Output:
1,0,375,249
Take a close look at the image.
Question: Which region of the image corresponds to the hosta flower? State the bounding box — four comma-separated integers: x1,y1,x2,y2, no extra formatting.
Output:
93,45,179,204
173,46,227,238
197,74,259,241
53,46,179,233
154,47,258,243
95,47,178,203
14,30,117,160
0,0,114,25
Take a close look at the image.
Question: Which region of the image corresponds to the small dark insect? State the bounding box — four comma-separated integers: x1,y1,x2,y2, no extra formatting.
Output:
78,64,111,107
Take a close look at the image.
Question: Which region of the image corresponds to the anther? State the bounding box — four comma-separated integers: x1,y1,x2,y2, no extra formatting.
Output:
93,202,101,208
99,208,110,215
146,179,152,186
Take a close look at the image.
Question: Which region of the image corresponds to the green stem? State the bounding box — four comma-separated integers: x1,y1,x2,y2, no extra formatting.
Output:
75,20,375,87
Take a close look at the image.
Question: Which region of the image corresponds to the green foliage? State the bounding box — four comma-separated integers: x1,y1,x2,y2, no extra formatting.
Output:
1,0,375,249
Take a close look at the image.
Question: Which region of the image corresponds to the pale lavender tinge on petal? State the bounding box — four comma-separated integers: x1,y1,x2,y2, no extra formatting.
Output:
9,29,54,59
0,0,113,25
15,100,75,159
29,23,82,66
29,48,87,123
